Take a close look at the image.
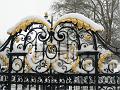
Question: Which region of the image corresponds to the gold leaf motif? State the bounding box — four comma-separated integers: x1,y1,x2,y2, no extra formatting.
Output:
8,18,50,35
71,18,77,24
0,54,9,66
77,20,84,29
98,51,113,72
64,52,69,60
54,17,102,32
15,37,20,43
71,56,80,73
84,34,92,41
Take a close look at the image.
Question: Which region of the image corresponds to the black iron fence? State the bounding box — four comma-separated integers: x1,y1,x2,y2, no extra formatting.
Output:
0,14,120,90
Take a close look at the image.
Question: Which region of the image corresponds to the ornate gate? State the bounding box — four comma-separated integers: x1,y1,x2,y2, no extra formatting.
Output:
0,13,120,90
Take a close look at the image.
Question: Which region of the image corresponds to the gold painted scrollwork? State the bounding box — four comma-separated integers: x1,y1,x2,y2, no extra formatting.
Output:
54,18,104,32
71,56,80,73
7,17,50,35
98,51,113,73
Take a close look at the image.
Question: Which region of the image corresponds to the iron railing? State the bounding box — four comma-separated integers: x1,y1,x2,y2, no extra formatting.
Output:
0,15,120,90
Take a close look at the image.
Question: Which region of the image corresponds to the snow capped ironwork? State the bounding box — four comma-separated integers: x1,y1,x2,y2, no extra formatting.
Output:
0,13,120,90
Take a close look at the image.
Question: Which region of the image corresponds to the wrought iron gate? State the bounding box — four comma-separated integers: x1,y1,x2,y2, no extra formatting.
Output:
0,13,120,90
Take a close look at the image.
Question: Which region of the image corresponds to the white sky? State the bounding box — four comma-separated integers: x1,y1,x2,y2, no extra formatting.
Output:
0,0,54,42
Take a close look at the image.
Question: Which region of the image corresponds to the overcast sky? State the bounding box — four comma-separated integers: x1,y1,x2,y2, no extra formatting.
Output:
0,0,53,42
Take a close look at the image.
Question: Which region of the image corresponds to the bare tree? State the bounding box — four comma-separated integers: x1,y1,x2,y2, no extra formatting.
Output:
111,6,120,46
51,0,120,44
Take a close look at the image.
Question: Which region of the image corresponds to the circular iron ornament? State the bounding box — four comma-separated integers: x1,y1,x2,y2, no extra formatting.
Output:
27,35,32,42
34,65,41,73
14,34,25,42
81,43,89,48
35,60,49,73
57,60,68,72
97,44,104,50
54,29,67,42
81,57,94,72
39,60,48,67
24,23,49,43
57,60,64,67
5,47,10,53
17,44,24,50
26,30,37,43
1,85,8,90
46,44,57,59
108,62,118,73
1,66,9,73
12,58,23,72
38,29,49,42
108,64,114,73
20,35,25,41
68,29,77,41
106,87,114,90
52,59,70,73
61,65,67,72
56,30,66,41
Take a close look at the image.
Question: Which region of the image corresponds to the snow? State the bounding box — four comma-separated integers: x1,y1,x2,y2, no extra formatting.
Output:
26,51,51,73
7,16,51,35
0,40,4,45
112,60,120,73
80,44,95,51
0,51,6,56
55,13,104,32
12,49,28,53
114,66,120,73
7,13,104,35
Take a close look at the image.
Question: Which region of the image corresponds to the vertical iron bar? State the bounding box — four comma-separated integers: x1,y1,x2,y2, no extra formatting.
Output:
15,74,18,90
72,76,74,90
57,75,59,90
95,54,99,90
115,75,117,90
8,54,12,90
43,75,45,90
29,84,31,90
92,32,99,90
29,75,31,90
23,56,25,90
64,75,67,90
36,76,39,90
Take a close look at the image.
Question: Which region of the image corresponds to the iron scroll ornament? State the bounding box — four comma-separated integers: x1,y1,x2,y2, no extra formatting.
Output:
0,14,120,90
21,22,82,73
4,16,110,74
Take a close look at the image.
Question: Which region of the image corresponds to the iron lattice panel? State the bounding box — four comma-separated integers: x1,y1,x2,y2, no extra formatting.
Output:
0,18,120,90
0,73,120,90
